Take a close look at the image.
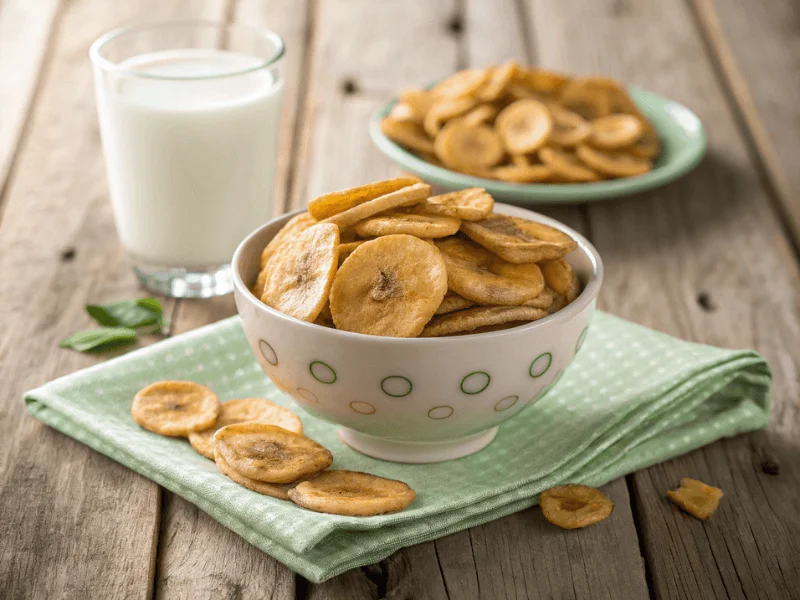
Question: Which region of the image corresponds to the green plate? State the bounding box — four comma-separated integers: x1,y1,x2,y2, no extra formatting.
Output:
369,87,706,203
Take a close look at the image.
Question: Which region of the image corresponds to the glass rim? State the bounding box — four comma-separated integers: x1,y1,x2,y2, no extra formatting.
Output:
89,19,285,81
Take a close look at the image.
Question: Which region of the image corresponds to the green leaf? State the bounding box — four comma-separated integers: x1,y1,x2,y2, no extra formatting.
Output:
59,327,137,353
86,298,163,329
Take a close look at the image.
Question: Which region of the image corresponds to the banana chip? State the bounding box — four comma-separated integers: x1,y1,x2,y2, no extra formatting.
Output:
330,235,447,337
380,117,436,154
523,286,555,309
549,104,591,148
559,76,617,119
287,470,416,516
576,144,652,177
260,212,316,270
422,305,548,337
629,121,661,159
540,258,575,297
490,164,551,183
495,99,553,154
338,239,369,264
214,423,333,484
411,188,493,221
430,68,491,98
398,89,435,122
308,177,420,220
189,398,303,460
540,484,614,529
590,114,644,149
435,291,476,315
261,223,339,322
214,451,295,500
355,212,461,239
424,95,478,137
132,381,220,437
434,121,505,172
435,237,544,305
478,60,519,101
460,213,577,263
538,146,601,183
321,182,431,230
516,68,570,98
457,104,499,127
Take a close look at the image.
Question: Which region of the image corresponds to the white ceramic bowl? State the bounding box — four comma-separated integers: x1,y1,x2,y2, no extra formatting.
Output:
232,203,603,463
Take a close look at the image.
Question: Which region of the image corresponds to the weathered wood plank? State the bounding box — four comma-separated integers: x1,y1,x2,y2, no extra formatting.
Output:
0,1,224,598
524,0,800,597
0,0,61,207
691,0,800,249
154,1,313,597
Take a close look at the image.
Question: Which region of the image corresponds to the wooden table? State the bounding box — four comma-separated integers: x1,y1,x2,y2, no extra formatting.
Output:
2,1,799,598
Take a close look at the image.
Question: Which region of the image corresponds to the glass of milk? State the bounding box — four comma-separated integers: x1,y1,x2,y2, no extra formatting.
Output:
90,21,284,297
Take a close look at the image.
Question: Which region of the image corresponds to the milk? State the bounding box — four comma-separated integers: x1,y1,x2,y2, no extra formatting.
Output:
95,49,283,267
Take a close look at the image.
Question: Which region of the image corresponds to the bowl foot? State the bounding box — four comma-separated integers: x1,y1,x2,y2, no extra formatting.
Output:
337,427,498,463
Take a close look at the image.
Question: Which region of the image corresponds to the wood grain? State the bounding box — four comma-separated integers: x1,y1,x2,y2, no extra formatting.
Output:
0,0,61,208
523,0,800,597
692,0,800,250
154,1,312,597
0,1,224,599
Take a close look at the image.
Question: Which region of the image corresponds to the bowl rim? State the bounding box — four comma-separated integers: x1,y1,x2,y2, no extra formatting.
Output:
232,202,603,345
369,85,707,202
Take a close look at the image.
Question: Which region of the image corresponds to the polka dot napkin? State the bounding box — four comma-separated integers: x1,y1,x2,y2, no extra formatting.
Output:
24,312,770,583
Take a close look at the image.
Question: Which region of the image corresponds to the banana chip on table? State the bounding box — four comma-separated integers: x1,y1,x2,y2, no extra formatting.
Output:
421,305,548,337
131,381,220,437
460,213,577,263
380,63,658,183
188,397,303,460
214,423,333,484
261,222,339,322
330,235,448,337
435,237,544,305
287,470,416,516
540,484,614,529
355,212,461,239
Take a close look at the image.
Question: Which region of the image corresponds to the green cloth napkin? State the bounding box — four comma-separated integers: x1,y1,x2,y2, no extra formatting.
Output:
24,312,771,582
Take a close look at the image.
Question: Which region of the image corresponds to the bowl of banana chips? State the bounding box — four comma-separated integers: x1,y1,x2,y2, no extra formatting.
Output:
233,178,603,463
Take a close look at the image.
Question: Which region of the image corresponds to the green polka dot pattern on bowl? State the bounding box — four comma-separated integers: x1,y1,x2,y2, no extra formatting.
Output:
296,387,319,404
529,352,552,378
428,406,454,419
576,327,589,353
350,401,376,415
309,360,336,384
381,376,412,398
259,340,278,366
461,371,490,394
494,395,519,412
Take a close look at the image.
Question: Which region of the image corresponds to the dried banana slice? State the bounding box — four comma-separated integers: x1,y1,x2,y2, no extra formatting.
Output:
629,121,661,159
430,68,491,98
457,104,499,127
434,121,505,172
590,114,644,149
330,235,447,337
667,478,724,520
460,213,577,263
559,76,618,119
548,104,591,148
538,146,601,183
132,381,220,437
435,291,476,315
321,183,430,230
388,102,417,122
435,237,544,305
314,301,335,327
540,258,576,297
261,223,339,322
214,423,333,484
308,177,420,220
214,450,294,500
398,89,435,122
511,153,532,167
288,470,416,516
540,484,614,529
516,67,570,98
411,188,493,221
355,212,461,238
575,144,652,177
495,99,553,154
478,60,519,101
490,164,551,183
260,212,316,270
189,398,303,460
338,239,370,264
421,305,548,337
380,117,435,154
423,95,478,137
522,286,555,309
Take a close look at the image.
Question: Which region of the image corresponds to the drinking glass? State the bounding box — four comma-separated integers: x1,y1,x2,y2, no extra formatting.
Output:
91,21,285,297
